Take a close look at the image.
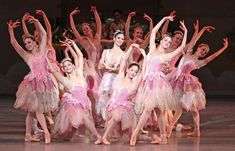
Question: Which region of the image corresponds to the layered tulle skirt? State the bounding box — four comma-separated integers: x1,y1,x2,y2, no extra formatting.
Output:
170,73,206,111
107,100,135,130
134,72,175,113
53,92,93,136
14,73,59,113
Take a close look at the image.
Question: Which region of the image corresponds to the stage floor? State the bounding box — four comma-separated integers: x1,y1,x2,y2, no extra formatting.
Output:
0,97,235,151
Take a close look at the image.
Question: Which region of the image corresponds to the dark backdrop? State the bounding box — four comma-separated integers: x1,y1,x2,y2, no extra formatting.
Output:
0,0,235,96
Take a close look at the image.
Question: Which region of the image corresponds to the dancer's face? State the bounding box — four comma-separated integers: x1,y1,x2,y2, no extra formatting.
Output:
114,12,121,20
196,45,209,58
34,30,40,43
172,33,183,47
133,27,143,39
160,36,172,49
62,60,74,74
24,38,37,51
82,24,92,36
127,65,139,79
113,33,124,47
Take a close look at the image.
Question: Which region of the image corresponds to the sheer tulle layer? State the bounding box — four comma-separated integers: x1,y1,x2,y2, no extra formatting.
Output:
171,74,206,111
135,73,175,112
14,74,58,113
53,99,93,136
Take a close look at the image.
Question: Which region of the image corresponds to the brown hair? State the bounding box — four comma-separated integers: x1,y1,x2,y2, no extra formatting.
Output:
60,58,73,65
128,62,140,69
113,30,124,37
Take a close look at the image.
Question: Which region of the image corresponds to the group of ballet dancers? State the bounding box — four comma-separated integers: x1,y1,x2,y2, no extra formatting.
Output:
7,6,229,145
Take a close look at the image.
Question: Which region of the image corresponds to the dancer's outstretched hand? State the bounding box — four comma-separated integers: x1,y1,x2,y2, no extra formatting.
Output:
70,7,80,16
36,9,46,16
143,13,152,22
7,20,20,30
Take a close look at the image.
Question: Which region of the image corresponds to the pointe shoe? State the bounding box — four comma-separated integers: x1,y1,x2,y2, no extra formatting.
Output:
166,125,173,138
150,134,161,144
102,137,110,145
94,137,103,145
130,132,138,146
159,135,167,145
24,134,40,142
187,128,200,137
45,133,51,144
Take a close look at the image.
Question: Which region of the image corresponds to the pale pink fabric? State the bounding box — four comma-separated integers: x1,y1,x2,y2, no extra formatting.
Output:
14,55,58,113
53,85,93,135
170,56,206,111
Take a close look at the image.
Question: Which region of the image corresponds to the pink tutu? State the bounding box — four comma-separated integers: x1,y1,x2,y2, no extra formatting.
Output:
107,88,136,130
53,86,93,135
170,55,206,111
135,56,175,112
14,56,58,113
171,73,206,111
135,71,175,112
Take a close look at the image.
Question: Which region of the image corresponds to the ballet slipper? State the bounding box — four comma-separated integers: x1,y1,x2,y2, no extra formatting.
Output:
166,125,173,138
102,137,110,145
150,134,161,144
187,128,200,137
154,134,167,145
94,137,103,145
45,133,51,144
130,131,138,146
24,134,40,142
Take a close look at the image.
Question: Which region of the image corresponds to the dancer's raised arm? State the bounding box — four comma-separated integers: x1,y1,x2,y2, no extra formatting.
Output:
149,16,175,54
161,10,176,36
28,16,47,54
91,6,102,41
8,20,29,60
134,48,146,87
22,13,30,35
69,39,84,72
186,20,215,54
36,9,53,46
162,20,187,62
199,38,228,67
119,44,138,75
141,13,153,49
70,7,83,42
125,11,136,43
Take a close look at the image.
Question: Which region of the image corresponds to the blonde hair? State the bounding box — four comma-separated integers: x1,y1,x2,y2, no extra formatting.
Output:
22,34,35,41
173,30,183,37
60,58,72,65
198,43,210,51
161,33,172,40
